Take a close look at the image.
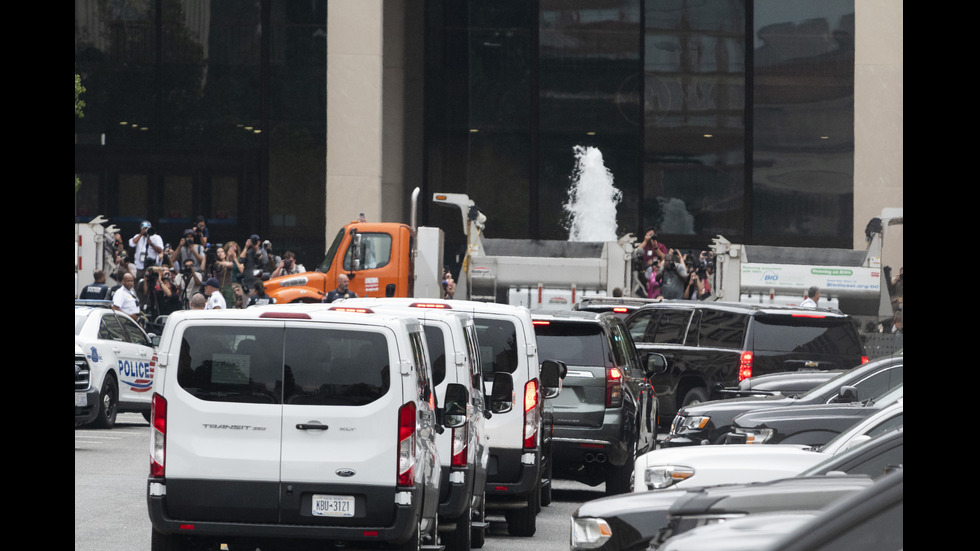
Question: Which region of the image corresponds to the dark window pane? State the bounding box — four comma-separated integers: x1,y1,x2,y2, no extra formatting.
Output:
534,322,609,367
474,317,519,376
283,328,391,406
643,0,746,238
177,327,283,404
698,310,747,348
752,0,855,243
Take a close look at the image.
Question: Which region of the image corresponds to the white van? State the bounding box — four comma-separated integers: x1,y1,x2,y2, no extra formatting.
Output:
331,298,492,549
333,298,562,537
146,306,465,551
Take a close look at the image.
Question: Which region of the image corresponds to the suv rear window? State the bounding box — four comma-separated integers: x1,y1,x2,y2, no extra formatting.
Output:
534,322,609,367
474,317,519,376
750,315,863,355
177,326,391,405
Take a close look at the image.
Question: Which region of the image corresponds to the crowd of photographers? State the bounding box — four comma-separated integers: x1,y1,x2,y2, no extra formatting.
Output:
79,218,902,335
80,217,305,332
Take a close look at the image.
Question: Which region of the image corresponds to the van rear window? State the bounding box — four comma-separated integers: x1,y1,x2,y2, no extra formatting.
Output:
176,326,391,405
534,322,609,367
474,317,518,376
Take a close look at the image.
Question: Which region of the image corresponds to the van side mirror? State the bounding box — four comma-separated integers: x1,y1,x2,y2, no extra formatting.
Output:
540,359,566,399
834,385,860,403
440,383,468,429
489,373,514,414
645,352,668,377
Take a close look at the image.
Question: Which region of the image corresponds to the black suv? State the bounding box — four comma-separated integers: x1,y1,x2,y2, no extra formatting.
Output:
625,301,866,425
531,310,664,494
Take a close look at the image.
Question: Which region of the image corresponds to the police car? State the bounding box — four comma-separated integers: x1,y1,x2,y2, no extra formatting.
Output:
74,305,158,428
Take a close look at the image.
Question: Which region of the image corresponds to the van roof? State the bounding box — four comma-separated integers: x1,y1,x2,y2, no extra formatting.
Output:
631,300,851,318
162,303,424,331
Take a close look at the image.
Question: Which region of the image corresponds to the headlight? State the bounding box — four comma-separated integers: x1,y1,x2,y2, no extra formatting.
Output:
571,517,612,550
644,465,694,490
736,427,775,444
670,415,711,433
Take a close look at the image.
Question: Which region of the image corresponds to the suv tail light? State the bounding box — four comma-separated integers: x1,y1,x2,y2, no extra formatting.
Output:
451,424,468,467
150,393,167,478
738,351,753,381
861,356,869,364
523,379,540,450
606,367,623,407
397,402,417,487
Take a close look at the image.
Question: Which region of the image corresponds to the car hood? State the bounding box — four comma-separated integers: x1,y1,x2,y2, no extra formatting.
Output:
634,444,823,491
732,403,878,436
670,475,873,516
659,511,817,551
676,395,799,420
573,487,690,519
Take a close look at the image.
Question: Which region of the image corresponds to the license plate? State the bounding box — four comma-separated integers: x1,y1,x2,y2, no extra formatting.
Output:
76,392,87,407
312,495,355,517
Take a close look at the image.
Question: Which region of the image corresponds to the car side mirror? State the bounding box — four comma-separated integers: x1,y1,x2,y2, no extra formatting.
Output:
440,383,468,429
540,359,566,399
645,352,668,377
835,385,860,403
489,373,514,414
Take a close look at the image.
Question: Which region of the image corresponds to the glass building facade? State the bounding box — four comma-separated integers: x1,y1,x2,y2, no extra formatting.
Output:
76,0,856,261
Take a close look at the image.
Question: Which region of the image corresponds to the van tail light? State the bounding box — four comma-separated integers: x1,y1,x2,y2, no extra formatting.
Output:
523,379,540,450
606,367,623,407
738,351,753,381
861,356,869,364
451,424,468,467
150,393,167,478
397,402,417,487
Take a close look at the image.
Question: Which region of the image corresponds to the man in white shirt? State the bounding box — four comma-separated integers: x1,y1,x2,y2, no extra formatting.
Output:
800,286,820,308
112,273,140,320
128,221,165,279
204,278,227,310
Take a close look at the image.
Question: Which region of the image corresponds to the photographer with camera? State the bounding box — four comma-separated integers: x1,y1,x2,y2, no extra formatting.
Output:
128,220,165,281
658,248,688,299
170,228,206,274
173,259,203,310
240,234,269,293
193,216,210,247
140,266,181,331
270,251,305,278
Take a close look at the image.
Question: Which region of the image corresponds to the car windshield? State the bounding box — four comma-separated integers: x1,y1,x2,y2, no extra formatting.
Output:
869,384,903,406
798,358,898,401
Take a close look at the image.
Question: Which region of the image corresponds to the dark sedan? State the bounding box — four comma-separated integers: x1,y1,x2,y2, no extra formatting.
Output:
569,426,903,551
726,385,903,446
664,355,902,446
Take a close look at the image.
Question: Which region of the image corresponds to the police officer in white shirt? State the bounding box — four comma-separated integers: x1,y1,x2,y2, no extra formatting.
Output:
203,278,227,310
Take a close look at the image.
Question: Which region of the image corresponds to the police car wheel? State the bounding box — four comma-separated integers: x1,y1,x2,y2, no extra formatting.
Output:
92,376,118,429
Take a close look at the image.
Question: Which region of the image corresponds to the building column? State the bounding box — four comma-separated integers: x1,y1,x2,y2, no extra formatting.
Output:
326,0,384,236
854,1,903,267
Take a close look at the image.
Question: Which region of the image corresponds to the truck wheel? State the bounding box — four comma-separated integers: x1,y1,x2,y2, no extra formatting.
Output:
92,376,118,429
444,507,471,551
605,438,636,495
681,387,709,408
471,495,486,549
505,484,539,537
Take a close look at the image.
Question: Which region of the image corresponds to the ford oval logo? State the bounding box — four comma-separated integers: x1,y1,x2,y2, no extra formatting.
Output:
336,469,356,478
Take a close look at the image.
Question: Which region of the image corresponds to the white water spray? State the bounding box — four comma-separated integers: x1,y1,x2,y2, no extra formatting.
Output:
563,146,622,242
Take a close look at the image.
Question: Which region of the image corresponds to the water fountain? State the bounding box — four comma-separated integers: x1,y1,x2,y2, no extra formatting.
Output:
563,145,622,242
